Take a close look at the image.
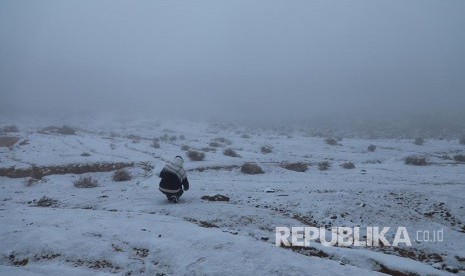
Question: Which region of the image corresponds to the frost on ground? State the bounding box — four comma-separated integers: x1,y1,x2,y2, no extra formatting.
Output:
0,118,464,275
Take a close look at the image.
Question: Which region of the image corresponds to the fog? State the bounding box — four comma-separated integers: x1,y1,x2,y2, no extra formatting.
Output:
1,0,464,127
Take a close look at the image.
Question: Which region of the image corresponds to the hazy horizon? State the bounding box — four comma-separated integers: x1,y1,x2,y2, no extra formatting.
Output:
1,1,464,126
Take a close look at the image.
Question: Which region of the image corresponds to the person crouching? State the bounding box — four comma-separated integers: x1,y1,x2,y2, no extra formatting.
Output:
159,156,189,203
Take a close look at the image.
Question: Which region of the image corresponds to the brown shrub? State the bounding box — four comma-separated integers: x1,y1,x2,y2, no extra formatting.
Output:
325,138,338,146
367,145,376,152
341,162,355,169
261,146,273,154
0,137,19,147
453,155,465,163
3,125,19,132
317,161,331,171
223,148,240,157
73,176,98,188
414,138,424,146
187,150,205,161
281,162,308,172
405,156,428,166
241,163,264,174
35,196,60,207
112,169,132,182
209,142,222,148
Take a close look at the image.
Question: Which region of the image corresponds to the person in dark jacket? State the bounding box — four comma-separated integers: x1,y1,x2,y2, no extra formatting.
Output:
159,156,189,203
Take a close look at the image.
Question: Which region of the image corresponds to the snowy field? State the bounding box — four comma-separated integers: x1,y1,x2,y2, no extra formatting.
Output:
1,118,464,275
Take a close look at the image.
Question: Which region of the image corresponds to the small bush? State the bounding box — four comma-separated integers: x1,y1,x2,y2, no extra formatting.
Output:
74,176,98,188
181,145,190,151
127,134,141,143
209,142,222,148
261,146,272,154
414,138,424,146
3,125,19,132
223,148,240,157
201,147,216,152
241,163,264,174
367,145,376,152
405,156,428,166
112,169,132,182
187,150,205,161
152,140,160,148
169,135,177,141
281,162,308,172
241,134,250,139
36,196,59,207
454,155,465,163
325,138,338,146
317,161,331,171
460,137,465,145
179,135,186,140
212,137,232,145
160,134,169,141
59,125,76,135
81,152,91,157
38,125,75,135
341,162,355,169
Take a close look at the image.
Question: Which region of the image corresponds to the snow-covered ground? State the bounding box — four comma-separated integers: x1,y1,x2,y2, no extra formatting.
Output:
1,117,464,275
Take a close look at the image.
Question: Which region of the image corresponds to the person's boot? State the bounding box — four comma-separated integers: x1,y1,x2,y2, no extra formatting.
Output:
169,195,178,203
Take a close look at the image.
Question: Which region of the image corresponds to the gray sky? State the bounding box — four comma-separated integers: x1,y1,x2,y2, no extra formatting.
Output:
1,0,464,123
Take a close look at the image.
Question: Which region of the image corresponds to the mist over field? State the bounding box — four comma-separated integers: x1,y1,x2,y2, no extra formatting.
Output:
1,0,464,134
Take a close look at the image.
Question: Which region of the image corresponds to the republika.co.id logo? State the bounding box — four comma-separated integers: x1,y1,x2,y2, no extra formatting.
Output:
276,226,444,247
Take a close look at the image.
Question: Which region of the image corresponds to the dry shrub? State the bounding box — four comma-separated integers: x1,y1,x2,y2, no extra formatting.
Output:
201,147,216,152
152,140,160,148
241,134,250,139
0,137,19,147
241,163,264,174
325,138,338,146
454,155,465,163
367,145,376,152
405,156,428,166
341,162,355,169
261,146,272,154
209,142,222,148
460,137,465,145
112,169,131,182
74,176,98,188
414,138,424,146
81,152,91,157
39,125,76,135
317,161,331,171
169,135,177,141
127,134,141,143
187,150,205,161
179,135,186,140
281,162,308,172
181,145,190,151
35,196,59,207
3,125,19,132
223,148,240,157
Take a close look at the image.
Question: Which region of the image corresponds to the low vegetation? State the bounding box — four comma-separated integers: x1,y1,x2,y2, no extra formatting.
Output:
414,138,424,146
341,161,356,169
240,163,264,174
74,176,98,188
281,162,308,172
325,138,338,146
261,146,273,154
453,155,465,163
112,169,132,182
317,161,331,171
405,156,428,166
223,148,240,157
187,150,205,161
367,145,376,152
39,125,76,135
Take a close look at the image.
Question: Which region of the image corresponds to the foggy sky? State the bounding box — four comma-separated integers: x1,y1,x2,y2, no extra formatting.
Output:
1,0,464,123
